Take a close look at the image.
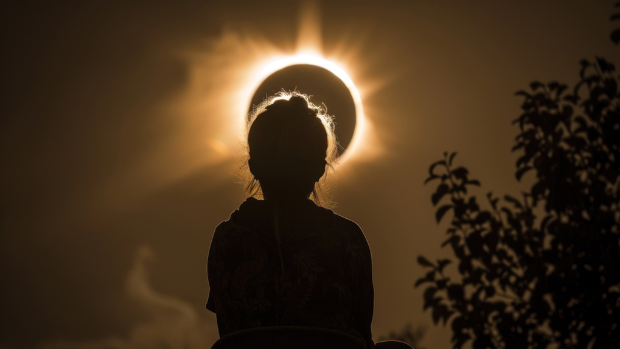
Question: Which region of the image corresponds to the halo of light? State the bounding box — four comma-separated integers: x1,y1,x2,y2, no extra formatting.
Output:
243,53,365,164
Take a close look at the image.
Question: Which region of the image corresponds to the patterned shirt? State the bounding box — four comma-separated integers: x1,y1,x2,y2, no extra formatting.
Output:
207,198,374,348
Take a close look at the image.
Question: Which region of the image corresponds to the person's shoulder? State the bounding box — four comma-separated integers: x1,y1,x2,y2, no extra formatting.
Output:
333,214,370,243
211,210,250,240
333,214,363,232
333,214,372,264
214,212,237,232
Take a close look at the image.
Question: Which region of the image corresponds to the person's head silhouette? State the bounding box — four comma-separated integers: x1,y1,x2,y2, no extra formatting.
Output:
209,93,382,349
244,93,338,206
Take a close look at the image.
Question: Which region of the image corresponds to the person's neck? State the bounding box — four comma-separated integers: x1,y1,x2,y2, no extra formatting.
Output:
262,195,311,207
260,184,312,206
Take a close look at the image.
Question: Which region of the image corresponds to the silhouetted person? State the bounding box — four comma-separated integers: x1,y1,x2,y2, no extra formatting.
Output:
207,94,410,349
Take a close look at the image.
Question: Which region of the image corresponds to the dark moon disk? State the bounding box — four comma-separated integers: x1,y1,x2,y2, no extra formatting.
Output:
249,64,357,155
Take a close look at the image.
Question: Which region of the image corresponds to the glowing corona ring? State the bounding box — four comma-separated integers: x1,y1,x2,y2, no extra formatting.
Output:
244,54,365,164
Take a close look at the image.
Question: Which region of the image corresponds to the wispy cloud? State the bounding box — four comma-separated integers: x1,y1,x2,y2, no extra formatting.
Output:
39,246,219,349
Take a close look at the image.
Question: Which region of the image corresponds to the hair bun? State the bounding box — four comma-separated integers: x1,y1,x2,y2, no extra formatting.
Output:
265,95,314,117
288,95,309,110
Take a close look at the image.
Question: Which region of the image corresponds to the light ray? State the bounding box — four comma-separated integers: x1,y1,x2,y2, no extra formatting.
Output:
239,0,376,166
108,4,383,205
244,54,366,164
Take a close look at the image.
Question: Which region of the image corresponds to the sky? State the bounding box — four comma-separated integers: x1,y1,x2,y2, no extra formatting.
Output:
1,1,617,348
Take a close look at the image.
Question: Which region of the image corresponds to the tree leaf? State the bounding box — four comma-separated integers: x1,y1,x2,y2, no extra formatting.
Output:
451,316,465,334
565,136,586,149
423,287,437,304
485,286,495,299
424,174,439,185
467,179,481,186
530,81,544,90
441,235,460,248
596,56,612,73
418,255,435,268
449,152,457,166
515,166,532,181
604,77,618,96
563,94,579,103
484,230,499,251
473,335,494,349
514,89,531,98
435,205,453,223
447,284,464,301
438,259,452,273
474,211,492,225
504,195,523,209
429,160,447,177
612,29,620,44
548,81,559,91
454,333,471,349
451,167,469,181
574,116,588,133
432,184,450,206
556,83,568,96
415,277,429,288
562,105,573,119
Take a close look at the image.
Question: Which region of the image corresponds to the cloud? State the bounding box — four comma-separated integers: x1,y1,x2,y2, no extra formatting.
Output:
39,246,219,349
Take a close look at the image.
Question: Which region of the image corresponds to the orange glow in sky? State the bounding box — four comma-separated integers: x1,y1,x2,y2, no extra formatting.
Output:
244,53,366,164
177,0,380,174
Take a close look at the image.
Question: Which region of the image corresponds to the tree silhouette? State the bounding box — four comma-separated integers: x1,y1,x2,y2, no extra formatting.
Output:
416,56,619,349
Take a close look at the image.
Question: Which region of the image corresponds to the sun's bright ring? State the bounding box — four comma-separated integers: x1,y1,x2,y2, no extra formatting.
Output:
245,53,365,164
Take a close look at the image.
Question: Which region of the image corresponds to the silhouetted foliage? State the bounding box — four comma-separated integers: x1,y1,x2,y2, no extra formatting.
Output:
417,57,620,349
378,323,427,349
